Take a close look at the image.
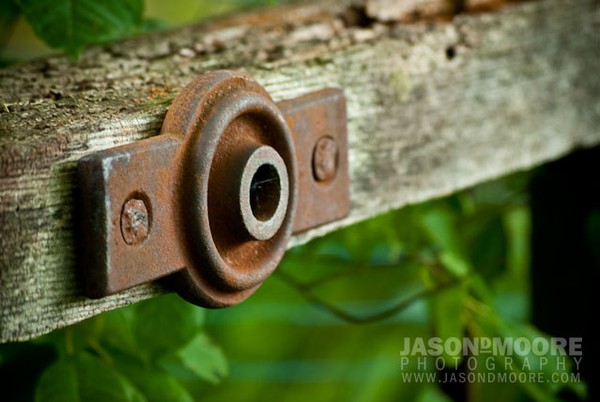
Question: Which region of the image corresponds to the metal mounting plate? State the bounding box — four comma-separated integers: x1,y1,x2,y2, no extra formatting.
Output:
77,71,350,307
279,88,350,233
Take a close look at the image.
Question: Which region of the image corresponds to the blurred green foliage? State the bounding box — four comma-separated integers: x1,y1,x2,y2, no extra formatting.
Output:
16,0,145,59
0,172,587,401
0,0,282,61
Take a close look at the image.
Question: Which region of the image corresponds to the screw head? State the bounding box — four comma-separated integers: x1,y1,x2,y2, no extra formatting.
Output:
312,136,338,182
120,198,149,245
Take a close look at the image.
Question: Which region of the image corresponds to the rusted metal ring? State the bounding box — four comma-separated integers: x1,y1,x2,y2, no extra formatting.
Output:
186,91,297,292
161,71,298,307
238,145,289,241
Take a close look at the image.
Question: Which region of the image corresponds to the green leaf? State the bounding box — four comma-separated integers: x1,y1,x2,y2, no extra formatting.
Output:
415,384,453,402
0,0,20,49
117,362,194,402
17,0,144,58
430,284,466,365
419,206,472,278
467,214,507,279
35,358,79,402
439,251,470,278
470,307,586,402
503,206,531,277
469,172,529,207
35,354,146,402
162,333,228,384
419,206,463,255
469,348,528,402
133,294,203,360
100,307,138,356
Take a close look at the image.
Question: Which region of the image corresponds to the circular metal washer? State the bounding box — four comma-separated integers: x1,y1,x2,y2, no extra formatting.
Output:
238,145,289,241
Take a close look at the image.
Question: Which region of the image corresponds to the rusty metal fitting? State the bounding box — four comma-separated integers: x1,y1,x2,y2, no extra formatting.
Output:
238,145,289,241
312,136,338,182
164,71,298,306
78,70,350,309
120,198,150,245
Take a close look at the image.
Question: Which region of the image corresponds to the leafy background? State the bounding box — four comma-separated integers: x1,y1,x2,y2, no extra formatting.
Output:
0,0,280,62
0,169,589,402
0,1,595,401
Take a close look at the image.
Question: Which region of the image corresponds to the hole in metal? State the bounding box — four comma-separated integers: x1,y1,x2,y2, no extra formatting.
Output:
250,164,281,222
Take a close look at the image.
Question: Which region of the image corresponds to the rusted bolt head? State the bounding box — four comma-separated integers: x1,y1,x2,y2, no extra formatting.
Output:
238,145,289,241
120,198,150,245
312,136,338,182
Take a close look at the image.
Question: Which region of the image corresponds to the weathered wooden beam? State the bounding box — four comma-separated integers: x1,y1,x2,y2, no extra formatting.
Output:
0,0,598,342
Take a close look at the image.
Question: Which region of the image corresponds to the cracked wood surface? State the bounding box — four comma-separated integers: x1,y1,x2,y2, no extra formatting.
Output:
1,0,599,342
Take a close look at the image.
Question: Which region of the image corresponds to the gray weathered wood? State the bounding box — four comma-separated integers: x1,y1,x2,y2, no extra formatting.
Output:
1,0,598,342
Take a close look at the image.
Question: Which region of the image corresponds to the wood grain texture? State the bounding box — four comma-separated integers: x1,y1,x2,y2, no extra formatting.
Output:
1,0,598,342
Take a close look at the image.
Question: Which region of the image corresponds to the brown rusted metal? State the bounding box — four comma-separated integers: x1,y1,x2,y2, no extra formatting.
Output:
238,145,289,241
166,71,298,307
312,136,338,182
78,70,349,308
120,198,150,245
78,135,183,298
279,88,350,234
